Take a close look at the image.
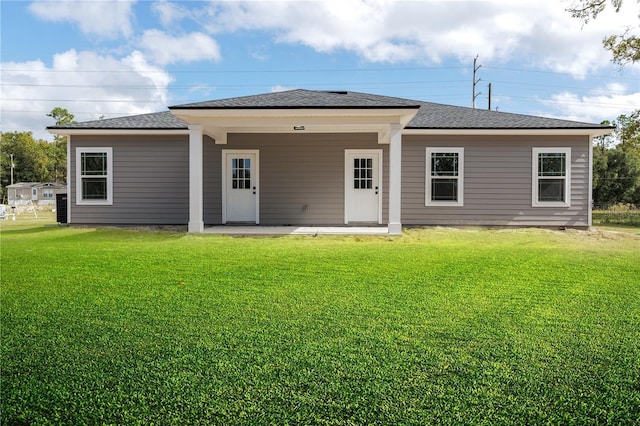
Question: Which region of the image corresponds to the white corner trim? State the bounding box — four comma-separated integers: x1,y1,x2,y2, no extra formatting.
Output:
66,136,71,224
588,137,593,226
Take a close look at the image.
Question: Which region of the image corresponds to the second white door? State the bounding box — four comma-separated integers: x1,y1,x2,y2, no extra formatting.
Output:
345,150,382,224
224,151,258,223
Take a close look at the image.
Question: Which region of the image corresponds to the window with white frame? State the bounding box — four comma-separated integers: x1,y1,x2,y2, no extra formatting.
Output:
426,147,464,206
76,147,113,205
532,147,571,207
43,189,54,199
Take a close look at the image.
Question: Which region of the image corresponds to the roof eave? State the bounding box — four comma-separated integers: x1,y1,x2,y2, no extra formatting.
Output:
403,127,615,137
47,128,189,136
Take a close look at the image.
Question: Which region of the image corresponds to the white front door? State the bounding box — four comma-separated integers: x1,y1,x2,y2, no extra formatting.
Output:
223,150,259,223
345,150,382,224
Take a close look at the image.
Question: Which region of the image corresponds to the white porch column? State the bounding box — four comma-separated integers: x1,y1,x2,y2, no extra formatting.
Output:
66,135,72,224
388,123,403,235
188,124,204,233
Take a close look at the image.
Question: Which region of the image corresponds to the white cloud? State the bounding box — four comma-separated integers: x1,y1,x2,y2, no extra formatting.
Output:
137,30,222,65
1,49,172,140
271,85,298,93
203,0,638,72
151,0,190,27
542,83,640,123
29,0,136,39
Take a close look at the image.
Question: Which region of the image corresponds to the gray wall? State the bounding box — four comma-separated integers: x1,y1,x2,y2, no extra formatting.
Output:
69,132,591,227
402,135,591,226
70,135,189,225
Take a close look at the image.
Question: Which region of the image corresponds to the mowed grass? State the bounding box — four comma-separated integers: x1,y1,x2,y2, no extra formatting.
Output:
1,223,639,425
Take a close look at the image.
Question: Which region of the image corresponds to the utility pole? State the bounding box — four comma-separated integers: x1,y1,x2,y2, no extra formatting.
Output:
487,83,492,110
10,153,15,185
472,55,481,109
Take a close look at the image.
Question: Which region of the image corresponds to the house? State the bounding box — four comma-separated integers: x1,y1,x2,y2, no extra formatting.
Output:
47,89,612,234
7,182,67,205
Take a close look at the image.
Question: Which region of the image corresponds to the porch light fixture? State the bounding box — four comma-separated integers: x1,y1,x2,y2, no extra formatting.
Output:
293,125,305,131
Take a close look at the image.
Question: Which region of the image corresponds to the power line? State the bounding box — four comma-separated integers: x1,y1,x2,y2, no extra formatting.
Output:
0,79,469,90
483,66,640,81
0,65,467,74
2,63,635,80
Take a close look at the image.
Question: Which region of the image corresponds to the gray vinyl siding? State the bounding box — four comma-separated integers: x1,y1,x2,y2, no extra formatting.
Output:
69,132,591,228
69,135,189,225
402,135,591,226
208,133,387,225
203,136,222,224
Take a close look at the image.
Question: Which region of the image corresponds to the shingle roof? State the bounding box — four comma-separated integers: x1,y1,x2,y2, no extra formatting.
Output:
49,111,187,130
169,89,421,109
8,182,66,189
49,89,611,131
407,100,607,129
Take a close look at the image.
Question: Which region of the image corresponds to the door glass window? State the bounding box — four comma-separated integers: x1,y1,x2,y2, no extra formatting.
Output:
232,158,251,189
354,158,373,189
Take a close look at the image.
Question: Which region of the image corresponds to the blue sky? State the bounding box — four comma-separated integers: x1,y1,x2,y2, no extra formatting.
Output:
1,0,639,140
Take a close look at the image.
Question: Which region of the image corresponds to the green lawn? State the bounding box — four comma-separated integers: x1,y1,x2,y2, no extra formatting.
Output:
1,222,639,425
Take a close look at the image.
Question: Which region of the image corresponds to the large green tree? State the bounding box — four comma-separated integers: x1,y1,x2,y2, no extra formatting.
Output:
592,110,640,206
0,131,52,201
47,107,75,182
568,0,640,65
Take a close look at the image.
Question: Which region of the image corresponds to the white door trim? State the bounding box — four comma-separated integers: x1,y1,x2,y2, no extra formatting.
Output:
344,149,383,224
222,150,260,224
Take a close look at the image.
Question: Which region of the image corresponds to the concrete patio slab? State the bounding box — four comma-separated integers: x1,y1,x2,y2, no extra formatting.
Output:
204,226,390,236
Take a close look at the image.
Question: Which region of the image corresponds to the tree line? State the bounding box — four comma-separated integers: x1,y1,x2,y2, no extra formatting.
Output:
0,108,74,203
593,110,640,207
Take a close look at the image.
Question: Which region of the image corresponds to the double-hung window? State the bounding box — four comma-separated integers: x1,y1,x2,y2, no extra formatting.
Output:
426,147,464,206
76,147,113,205
532,147,571,207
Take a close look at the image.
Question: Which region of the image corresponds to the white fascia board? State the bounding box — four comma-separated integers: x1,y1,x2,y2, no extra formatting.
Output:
48,129,189,136
172,108,419,127
402,128,614,137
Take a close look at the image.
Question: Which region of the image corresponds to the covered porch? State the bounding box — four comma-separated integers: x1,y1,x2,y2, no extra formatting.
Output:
172,103,418,235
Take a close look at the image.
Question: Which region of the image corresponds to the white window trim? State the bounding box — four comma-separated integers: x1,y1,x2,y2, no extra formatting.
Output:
425,147,464,207
76,147,113,206
532,147,571,208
